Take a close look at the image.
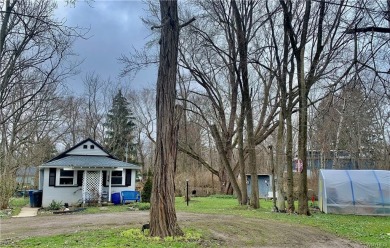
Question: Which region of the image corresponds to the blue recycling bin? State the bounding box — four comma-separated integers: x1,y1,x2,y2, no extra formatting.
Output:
111,192,121,205
28,190,34,207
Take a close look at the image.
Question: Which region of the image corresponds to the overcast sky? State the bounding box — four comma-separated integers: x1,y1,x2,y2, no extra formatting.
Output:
55,0,157,94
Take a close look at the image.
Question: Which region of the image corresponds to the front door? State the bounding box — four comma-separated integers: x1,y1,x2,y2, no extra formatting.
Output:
82,170,102,205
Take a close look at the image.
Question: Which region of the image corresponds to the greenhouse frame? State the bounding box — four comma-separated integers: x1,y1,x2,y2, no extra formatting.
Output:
318,169,390,216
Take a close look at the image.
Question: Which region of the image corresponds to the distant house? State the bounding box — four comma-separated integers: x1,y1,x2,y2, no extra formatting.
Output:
305,150,376,170
16,166,37,187
39,138,141,207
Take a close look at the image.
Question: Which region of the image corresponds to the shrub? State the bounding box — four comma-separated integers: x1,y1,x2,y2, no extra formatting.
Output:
133,202,150,210
48,200,62,210
141,176,152,203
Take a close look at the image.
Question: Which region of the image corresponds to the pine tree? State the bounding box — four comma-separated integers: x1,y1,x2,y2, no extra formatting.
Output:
105,90,136,161
141,171,152,203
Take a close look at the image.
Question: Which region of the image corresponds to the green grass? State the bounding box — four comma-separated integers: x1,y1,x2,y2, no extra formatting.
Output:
4,227,206,248
4,197,29,217
81,202,150,214
3,196,390,247
176,196,390,247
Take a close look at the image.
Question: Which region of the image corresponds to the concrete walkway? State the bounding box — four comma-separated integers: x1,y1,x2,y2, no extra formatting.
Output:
12,206,38,218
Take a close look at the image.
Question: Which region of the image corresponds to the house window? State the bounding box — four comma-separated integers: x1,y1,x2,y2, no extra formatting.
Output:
49,168,56,186
59,169,75,185
111,171,123,185
83,145,88,149
125,169,132,186
90,145,95,149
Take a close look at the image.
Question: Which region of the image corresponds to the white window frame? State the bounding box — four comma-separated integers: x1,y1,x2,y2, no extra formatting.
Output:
109,170,124,186
57,169,77,186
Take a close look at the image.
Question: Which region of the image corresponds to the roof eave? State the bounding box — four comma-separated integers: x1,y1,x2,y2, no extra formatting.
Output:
39,165,141,170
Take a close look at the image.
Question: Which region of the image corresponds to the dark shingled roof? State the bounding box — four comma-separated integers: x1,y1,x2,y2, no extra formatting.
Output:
41,155,140,169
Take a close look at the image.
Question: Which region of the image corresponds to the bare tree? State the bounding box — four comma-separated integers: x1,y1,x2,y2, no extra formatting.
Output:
280,0,363,215
231,0,258,208
81,72,106,142
127,88,157,177
178,0,241,198
0,0,81,209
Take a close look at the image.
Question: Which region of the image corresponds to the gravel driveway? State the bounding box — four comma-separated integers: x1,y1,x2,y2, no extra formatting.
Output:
0,211,365,247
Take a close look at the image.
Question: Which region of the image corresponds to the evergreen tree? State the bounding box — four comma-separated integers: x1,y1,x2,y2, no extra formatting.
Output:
141,172,152,203
105,90,136,161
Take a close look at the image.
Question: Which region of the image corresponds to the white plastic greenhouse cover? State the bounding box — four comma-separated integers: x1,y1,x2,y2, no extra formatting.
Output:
319,169,390,215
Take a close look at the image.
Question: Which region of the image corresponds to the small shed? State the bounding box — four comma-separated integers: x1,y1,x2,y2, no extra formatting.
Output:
318,169,390,216
246,174,274,199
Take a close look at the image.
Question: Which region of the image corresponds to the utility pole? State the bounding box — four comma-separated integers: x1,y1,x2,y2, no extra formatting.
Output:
125,142,128,163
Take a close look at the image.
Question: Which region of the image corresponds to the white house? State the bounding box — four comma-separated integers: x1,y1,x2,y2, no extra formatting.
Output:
16,166,37,187
39,138,141,207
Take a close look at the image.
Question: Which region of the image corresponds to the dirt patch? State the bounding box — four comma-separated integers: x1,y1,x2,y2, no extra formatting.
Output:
0,211,364,247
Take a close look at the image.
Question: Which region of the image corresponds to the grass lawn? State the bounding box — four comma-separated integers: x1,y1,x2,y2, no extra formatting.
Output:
82,202,151,214
3,196,389,247
0,197,30,217
7,228,205,248
176,196,390,247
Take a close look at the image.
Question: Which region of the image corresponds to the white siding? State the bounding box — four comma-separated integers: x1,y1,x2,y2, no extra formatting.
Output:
42,168,83,207
67,141,108,156
103,168,137,195
41,168,138,207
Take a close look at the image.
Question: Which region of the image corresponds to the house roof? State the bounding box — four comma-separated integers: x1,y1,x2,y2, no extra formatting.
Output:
47,138,115,162
16,167,37,176
40,155,140,169
40,138,141,170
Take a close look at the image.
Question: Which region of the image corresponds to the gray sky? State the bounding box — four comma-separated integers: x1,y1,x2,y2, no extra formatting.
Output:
55,0,157,94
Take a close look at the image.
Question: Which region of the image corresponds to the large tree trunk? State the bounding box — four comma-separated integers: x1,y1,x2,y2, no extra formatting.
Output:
238,105,248,205
286,61,295,212
297,82,310,215
150,0,183,237
276,112,286,211
286,105,294,212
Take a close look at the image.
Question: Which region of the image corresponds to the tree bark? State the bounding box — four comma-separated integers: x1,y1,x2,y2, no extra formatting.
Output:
286,104,294,212
237,104,248,205
286,56,295,212
150,0,183,237
275,111,286,211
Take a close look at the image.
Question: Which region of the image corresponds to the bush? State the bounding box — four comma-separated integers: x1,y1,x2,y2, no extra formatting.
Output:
141,176,152,203
48,200,62,210
133,202,150,210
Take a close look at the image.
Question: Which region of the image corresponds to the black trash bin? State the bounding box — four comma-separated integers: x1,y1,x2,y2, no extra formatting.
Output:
32,190,42,208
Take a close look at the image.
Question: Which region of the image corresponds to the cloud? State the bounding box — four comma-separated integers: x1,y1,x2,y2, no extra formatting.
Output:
55,0,156,93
